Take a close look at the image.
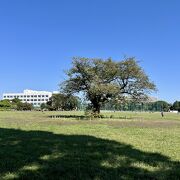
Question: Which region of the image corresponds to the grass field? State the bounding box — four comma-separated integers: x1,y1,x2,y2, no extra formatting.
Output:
0,111,180,179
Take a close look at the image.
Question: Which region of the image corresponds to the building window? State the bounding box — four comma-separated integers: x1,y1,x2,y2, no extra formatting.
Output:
38,99,41,101
42,99,44,101
38,95,41,97
27,95,30,98
31,99,34,101
31,95,33,97
34,99,37,101
46,95,48,97
34,95,37,97
42,95,44,97
4,96,6,98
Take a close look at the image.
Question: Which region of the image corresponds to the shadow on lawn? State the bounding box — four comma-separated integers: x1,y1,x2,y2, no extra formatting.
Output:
48,114,132,120
0,128,179,180
49,114,85,120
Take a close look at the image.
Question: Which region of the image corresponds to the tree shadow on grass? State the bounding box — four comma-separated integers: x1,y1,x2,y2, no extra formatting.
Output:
49,114,85,119
48,114,132,120
0,128,179,180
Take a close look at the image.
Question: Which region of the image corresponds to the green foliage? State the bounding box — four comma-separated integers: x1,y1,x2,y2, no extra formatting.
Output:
0,99,33,111
61,57,156,113
16,102,33,111
152,101,171,112
12,98,21,104
46,93,79,111
171,101,180,112
0,99,12,110
40,103,47,110
102,100,171,112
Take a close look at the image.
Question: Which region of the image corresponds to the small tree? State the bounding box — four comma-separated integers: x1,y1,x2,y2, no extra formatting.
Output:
61,57,156,114
46,93,79,111
40,103,47,110
0,99,12,110
153,101,171,112
172,101,180,111
16,102,33,111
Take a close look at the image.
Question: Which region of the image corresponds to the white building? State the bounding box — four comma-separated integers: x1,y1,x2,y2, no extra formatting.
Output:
3,89,53,107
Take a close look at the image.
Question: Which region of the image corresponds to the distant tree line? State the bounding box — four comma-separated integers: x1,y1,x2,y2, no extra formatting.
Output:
42,96,180,113
101,100,180,112
0,95,179,112
0,94,80,111
0,98,33,111
101,100,170,112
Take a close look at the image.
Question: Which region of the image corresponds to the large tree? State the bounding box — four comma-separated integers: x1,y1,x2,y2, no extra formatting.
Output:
61,57,156,114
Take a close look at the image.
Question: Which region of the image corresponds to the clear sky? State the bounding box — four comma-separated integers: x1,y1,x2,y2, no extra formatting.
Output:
0,0,179,103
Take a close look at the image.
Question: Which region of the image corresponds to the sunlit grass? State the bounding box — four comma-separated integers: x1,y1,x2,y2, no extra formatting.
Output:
0,111,180,179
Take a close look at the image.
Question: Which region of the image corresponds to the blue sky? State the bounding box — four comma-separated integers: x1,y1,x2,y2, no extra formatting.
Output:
0,0,179,103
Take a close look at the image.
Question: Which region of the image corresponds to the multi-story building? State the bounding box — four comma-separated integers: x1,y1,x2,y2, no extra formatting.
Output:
3,89,53,107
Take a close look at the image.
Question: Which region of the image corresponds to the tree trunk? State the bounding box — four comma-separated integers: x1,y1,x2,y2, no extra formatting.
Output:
89,95,101,114
92,102,101,114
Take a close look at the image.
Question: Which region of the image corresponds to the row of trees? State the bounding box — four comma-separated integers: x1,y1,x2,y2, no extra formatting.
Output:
0,94,80,111
1,96,179,112
42,96,179,112
101,100,171,112
0,99,33,111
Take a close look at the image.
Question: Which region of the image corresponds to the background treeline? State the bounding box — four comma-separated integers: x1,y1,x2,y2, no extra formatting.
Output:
101,100,180,112
43,96,180,112
1,94,180,112
0,98,33,111
0,94,80,111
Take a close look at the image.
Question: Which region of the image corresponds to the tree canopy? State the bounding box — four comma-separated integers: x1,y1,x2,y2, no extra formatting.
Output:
0,98,33,111
171,101,180,112
44,93,79,111
61,57,156,114
101,100,170,112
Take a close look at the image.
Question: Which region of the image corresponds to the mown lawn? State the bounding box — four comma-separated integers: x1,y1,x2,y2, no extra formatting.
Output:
0,111,180,179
